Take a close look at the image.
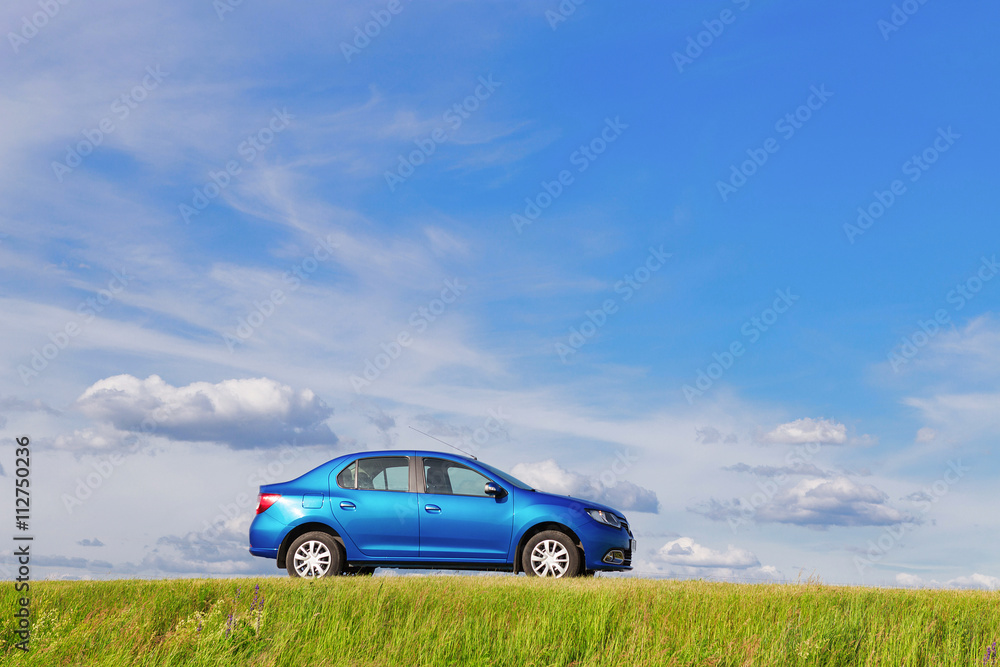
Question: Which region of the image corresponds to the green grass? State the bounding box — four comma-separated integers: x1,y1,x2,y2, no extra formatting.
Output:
2,576,999,665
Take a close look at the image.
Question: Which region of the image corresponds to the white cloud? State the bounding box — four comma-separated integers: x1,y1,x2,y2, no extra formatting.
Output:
915,427,936,443
896,572,1000,590
895,572,925,588
635,537,780,583
656,537,759,569
759,418,847,445
692,476,912,529
74,374,336,449
511,458,659,513
948,574,1000,590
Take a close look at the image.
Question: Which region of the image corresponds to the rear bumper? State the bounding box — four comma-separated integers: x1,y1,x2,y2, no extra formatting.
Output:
249,547,278,559
249,512,285,559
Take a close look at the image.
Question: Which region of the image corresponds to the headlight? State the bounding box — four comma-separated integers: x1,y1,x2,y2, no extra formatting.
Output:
586,509,621,528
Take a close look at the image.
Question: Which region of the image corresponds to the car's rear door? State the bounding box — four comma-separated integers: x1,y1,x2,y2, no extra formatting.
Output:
417,456,514,560
330,454,419,557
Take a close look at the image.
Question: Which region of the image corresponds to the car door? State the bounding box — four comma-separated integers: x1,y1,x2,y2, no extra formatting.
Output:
330,455,419,558
417,456,514,560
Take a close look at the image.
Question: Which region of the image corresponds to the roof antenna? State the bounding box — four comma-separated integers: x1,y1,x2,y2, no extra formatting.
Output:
408,426,478,460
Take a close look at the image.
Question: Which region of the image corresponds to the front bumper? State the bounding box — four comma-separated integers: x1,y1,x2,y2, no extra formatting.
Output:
578,519,634,571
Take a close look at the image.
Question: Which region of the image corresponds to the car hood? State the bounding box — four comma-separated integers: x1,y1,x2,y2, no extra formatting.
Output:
524,488,627,519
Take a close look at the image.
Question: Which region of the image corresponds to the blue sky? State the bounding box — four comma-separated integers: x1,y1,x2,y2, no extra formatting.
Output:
1,0,998,587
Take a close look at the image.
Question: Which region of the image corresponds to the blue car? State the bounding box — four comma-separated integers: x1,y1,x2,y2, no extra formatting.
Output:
249,450,635,578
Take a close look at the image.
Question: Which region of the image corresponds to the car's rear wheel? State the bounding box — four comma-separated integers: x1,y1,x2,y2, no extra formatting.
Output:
523,531,581,578
287,532,342,578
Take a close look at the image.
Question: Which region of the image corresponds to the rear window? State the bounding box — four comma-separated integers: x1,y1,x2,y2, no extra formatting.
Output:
338,456,409,492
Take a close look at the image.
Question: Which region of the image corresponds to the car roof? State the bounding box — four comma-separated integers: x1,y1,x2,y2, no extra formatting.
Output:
343,449,478,463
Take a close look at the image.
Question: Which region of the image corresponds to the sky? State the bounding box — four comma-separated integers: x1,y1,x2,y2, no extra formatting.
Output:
1,0,998,588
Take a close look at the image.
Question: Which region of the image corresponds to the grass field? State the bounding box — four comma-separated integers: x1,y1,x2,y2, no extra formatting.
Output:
3,575,999,665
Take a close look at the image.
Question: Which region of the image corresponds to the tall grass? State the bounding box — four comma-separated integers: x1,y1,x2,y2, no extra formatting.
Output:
2,576,999,665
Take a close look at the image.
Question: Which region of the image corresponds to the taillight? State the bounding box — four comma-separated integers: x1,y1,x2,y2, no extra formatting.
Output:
256,493,281,514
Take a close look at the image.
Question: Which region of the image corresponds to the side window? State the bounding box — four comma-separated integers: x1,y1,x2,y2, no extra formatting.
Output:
336,461,356,489
357,457,410,492
423,458,491,497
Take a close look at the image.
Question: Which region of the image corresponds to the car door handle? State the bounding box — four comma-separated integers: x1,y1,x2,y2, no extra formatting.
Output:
340,501,356,510
424,504,441,513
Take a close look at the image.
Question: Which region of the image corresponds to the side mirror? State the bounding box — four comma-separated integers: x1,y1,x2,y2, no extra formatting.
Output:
484,481,507,498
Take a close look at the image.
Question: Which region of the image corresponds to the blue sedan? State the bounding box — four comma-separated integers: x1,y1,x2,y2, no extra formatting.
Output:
249,450,635,578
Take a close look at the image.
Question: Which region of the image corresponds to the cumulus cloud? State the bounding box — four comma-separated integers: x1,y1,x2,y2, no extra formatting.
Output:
691,476,913,529
915,427,937,443
657,537,759,569
51,425,140,452
511,458,659,513
637,537,780,582
77,538,105,547
74,374,337,449
896,572,1000,590
759,418,847,445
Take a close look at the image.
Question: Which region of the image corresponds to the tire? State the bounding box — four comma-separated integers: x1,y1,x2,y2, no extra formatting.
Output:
522,531,581,578
286,532,343,578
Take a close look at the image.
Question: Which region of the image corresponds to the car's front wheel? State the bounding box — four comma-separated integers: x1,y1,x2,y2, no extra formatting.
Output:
287,532,342,578
523,530,581,578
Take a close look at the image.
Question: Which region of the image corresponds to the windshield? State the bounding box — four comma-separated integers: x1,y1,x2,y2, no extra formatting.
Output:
476,460,534,491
